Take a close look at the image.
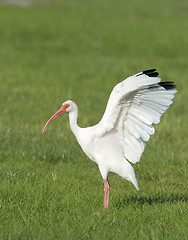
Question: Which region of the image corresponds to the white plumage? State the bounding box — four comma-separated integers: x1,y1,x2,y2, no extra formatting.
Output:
42,69,177,208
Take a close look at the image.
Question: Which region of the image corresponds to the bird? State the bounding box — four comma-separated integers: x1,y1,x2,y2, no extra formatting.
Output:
42,69,177,208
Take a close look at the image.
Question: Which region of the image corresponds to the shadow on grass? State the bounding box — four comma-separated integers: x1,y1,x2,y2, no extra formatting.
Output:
114,193,187,208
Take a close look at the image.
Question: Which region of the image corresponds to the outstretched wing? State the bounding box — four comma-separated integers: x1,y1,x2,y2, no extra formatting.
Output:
96,69,177,164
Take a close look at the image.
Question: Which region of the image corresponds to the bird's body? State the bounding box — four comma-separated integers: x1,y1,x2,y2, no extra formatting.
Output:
42,69,177,208
62,101,139,190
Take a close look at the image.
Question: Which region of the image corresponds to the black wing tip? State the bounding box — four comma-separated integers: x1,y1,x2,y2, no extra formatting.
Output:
136,68,159,77
143,68,156,74
159,82,177,90
136,69,177,89
143,69,159,77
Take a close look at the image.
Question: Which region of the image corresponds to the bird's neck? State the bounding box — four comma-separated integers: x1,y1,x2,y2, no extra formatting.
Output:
68,108,80,136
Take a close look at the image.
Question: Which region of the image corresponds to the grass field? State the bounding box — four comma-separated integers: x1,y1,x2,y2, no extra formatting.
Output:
0,0,187,239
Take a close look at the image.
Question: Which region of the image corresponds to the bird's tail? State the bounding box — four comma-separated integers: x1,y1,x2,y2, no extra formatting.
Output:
129,176,139,191
121,160,139,190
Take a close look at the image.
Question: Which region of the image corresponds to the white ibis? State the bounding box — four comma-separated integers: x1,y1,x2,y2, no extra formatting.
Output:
42,69,177,208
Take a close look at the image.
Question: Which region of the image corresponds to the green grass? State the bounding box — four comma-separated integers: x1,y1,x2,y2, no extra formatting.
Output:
0,0,187,239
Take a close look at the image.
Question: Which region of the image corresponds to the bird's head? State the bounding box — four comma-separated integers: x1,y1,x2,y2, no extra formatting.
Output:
42,100,76,134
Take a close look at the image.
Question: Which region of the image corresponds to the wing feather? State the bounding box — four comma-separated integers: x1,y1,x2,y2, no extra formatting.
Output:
96,69,177,164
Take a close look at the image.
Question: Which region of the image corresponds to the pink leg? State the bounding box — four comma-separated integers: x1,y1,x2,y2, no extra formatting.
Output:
103,179,110,208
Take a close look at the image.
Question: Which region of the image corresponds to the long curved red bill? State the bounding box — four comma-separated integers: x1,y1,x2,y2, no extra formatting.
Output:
42,107,65,134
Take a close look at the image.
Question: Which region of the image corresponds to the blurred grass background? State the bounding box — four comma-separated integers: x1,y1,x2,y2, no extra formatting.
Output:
0,0,187,239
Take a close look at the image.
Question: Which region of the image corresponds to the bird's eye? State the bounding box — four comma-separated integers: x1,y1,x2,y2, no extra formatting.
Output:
66,104,69,108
